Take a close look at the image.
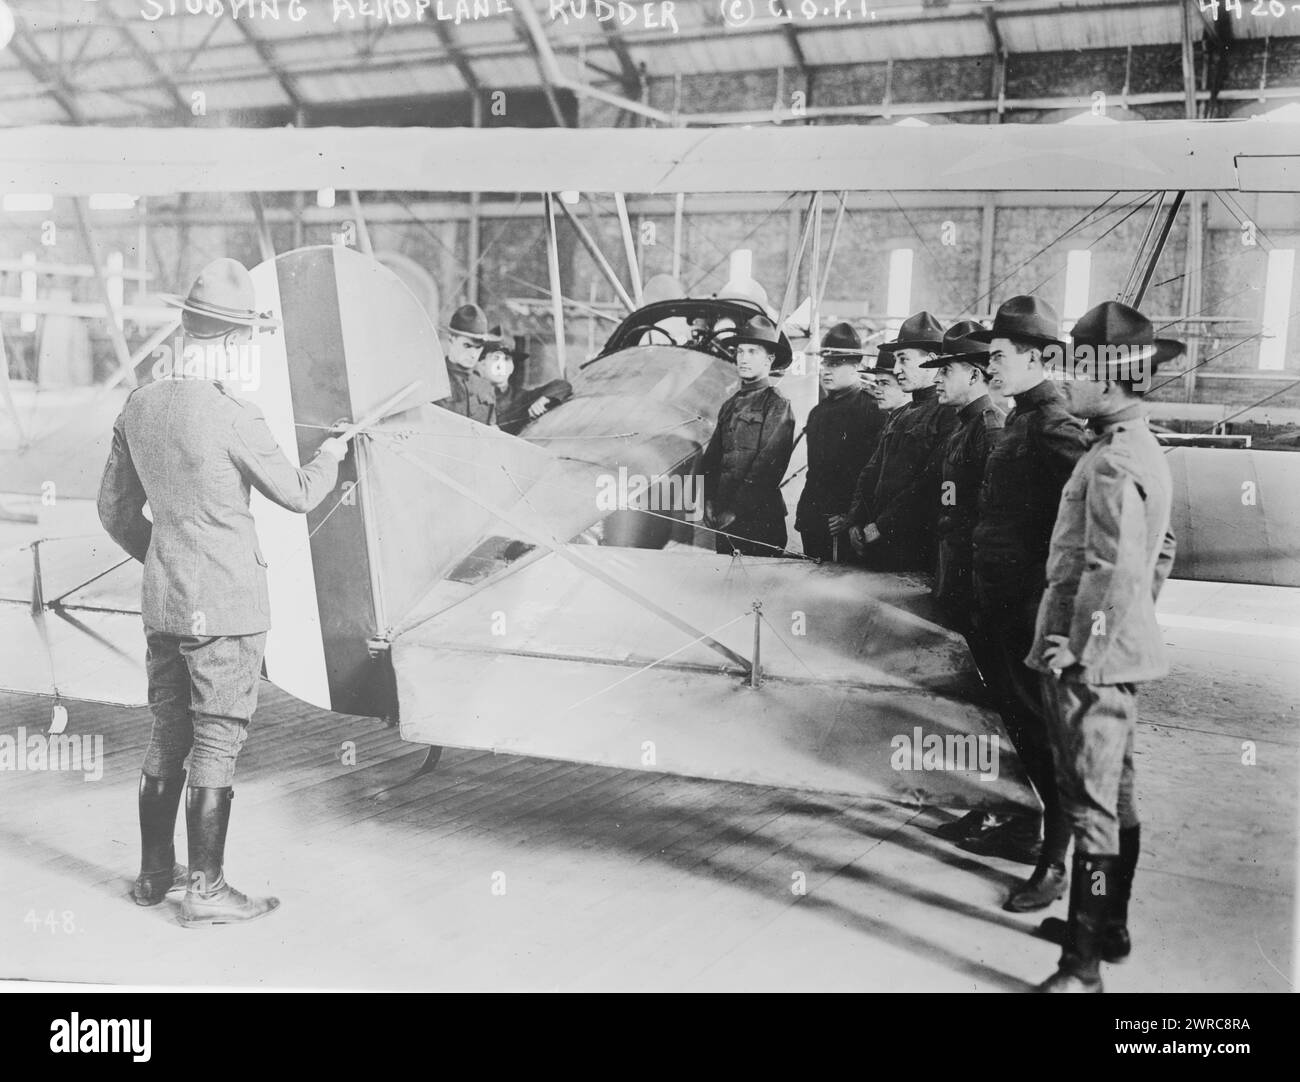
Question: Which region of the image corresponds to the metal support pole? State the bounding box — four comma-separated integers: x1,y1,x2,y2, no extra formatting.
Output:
1181,0,1200,121
293,107,307,249
672,191,685,282
1182,195,1205,403
557,195,636,312
1120,191,1166,303
817,192,847,309
778,192,818,329
73,197,137,388
136,197,148,307
1134,191,1185,310
249,192,276,263
749,601,763,689
809,191,824,350
348,191,374,256
614,192,642,305
467,93,482,305
543,192,568,376
977,194,996,313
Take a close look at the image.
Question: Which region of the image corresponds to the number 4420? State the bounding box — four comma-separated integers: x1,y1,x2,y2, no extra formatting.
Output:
1199,1,1293,17
24,909,76,933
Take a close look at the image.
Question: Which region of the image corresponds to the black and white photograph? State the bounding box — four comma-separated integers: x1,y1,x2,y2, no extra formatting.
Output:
0,0,1296,1021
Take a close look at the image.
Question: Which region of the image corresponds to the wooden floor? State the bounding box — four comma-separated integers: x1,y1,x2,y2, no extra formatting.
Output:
1,580,1296,991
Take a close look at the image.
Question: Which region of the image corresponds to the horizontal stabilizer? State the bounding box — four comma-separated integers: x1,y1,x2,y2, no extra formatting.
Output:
395,547,1034,810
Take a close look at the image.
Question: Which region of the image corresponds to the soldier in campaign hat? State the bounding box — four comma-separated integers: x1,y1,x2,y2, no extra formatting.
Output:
795,323,886,562
435,303,499,425
846,311,958,570
923,320,1006,623
1025,302,1181,992
959,296,1092,916
859,350,911,414
699,314,796,557
102,258,353,927
919,321,1009,843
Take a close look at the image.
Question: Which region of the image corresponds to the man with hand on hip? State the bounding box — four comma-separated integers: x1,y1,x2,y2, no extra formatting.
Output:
1026,302,1180,993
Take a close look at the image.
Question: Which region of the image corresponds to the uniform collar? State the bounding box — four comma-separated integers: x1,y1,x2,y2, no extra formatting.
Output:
826,383,859,401
958,393,993,422
910,384,939,405
1011,378,1060,411
737,376,771,394
1090,402,1146,434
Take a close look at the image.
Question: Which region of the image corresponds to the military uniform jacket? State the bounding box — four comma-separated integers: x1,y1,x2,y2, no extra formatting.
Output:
794,385,886,532
933,393,1004,609
972,378,1089,603
848,384,958,559
699,378,796,533
98,379,340,637
495,378,574,436
1027,406,1177,685
435,360,497,425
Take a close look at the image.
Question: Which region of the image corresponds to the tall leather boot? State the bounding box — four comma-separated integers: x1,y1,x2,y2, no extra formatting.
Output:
1036,826,1138,962
131,772,189,906
1106,825,1139,961
178,786,280,928
1035,851,1117,993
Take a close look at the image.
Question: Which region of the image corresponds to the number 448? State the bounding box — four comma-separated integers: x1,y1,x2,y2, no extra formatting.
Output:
24,909,76,933
1200,1,1292,16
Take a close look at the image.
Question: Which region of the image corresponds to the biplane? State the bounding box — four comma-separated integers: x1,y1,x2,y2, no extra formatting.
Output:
2,119,1298,815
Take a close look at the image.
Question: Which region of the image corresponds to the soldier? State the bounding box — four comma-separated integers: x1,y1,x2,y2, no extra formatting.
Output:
435,303,498,425
700,313,796,557
475,327,572,436
924,320,1005,621
863,355,911,417
922,321,1007,844
960,296,1091,916
1026,302,1180,993
99,258,351,926
847,312,958,571
795,323,886,562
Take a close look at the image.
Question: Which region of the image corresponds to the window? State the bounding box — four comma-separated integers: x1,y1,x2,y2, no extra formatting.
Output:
1258,248,1295,372
1062,249,1092,328
885,248,914,337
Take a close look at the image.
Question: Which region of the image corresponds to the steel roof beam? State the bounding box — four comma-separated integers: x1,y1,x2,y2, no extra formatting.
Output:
233,18,305,113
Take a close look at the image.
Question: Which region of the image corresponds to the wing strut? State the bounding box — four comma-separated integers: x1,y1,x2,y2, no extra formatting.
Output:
542,191,568,376
1118,191,1185,309
556,195,637,313
384,443,754,676
1131,191,1186,308
777,192,818,329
